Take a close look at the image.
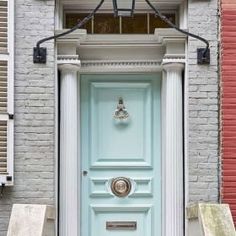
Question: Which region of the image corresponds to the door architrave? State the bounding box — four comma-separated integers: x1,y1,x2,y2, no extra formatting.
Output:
57,29,186,236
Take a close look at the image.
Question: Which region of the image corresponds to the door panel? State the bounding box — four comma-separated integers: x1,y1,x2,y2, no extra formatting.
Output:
81,74,161,236
90,82,152,168
90,205,152,236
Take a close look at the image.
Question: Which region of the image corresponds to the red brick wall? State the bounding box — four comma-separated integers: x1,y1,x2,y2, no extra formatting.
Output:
221,0,236,224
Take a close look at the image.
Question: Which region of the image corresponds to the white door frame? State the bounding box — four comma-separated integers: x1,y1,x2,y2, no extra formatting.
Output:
57,29,186,236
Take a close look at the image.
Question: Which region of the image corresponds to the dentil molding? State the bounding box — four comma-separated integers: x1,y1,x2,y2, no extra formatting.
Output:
57,55,81,71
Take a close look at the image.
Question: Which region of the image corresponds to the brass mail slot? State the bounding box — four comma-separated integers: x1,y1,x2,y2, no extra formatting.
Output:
106,221,137,230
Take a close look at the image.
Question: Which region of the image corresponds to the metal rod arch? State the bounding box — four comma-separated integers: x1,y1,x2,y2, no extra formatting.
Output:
33,0,210,64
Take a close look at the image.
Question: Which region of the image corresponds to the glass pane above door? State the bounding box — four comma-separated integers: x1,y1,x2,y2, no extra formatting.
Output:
65,12,176,34
94,14,120,34
65,13,92,33
122,14,147,34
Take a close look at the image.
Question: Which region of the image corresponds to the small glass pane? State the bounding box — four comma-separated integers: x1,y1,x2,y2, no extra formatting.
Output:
115,0,134,16
94,14,119,34
116,0,134,10
150,13,176,34
65,12,175,34
65,13,92,33
122,14,147,34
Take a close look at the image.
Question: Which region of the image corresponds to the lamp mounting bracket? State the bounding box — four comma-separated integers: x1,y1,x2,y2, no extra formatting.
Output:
33,47,47,64
197,48,210,65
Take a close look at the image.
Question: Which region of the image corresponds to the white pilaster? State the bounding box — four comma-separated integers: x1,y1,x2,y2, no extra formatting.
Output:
58,58,80,236
162,62,184,236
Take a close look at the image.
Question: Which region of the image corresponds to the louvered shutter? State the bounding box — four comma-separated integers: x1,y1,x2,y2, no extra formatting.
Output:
0,0,14,186
0,0,7,53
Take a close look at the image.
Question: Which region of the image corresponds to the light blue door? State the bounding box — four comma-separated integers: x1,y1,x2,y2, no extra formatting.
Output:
81,74,161,236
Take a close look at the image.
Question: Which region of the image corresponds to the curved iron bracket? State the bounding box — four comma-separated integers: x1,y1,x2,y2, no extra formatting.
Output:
33,0,105,63
145,0,210,64
33,0,210,65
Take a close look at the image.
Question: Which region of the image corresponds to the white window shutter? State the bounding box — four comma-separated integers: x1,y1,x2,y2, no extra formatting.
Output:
0,0,8,53
0,0,14,186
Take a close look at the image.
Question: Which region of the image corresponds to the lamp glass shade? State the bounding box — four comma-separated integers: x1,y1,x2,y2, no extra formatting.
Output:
113,0,135,17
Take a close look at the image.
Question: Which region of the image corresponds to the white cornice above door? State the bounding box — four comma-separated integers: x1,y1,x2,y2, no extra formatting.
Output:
56,28,186,73
61,0,184,11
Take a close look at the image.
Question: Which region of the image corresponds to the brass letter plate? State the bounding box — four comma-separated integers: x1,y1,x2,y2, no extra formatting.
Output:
106,221,137,230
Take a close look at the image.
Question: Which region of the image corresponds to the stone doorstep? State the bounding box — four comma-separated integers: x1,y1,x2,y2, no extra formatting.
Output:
7,204,55,236
187,203,236,236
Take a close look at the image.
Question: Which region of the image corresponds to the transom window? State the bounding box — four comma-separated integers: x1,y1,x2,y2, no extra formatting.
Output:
65,12,176,34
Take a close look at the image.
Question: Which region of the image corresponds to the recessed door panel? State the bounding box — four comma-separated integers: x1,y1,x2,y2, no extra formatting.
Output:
90,205,152,236
90,82,152,168
81,74,161,236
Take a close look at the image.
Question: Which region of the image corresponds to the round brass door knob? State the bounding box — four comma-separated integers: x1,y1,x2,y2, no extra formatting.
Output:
111,177,132,198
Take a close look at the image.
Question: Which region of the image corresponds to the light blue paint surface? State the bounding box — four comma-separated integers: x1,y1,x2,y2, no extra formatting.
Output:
80,74,161,236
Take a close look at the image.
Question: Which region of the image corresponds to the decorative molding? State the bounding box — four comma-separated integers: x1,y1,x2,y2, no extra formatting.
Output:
162,61,185,71
58,55,79,60
164,54,185,59
80,60,162,72
163,55,185,60
82,60,161,67
162,56,185,70
57,55,81,71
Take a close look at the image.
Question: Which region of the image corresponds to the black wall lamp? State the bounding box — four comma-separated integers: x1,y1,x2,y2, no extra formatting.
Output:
113,0,135,17
33,0,210,65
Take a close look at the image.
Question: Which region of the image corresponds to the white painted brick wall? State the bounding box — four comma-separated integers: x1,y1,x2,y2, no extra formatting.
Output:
0,0,55,235
188,0,219,203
